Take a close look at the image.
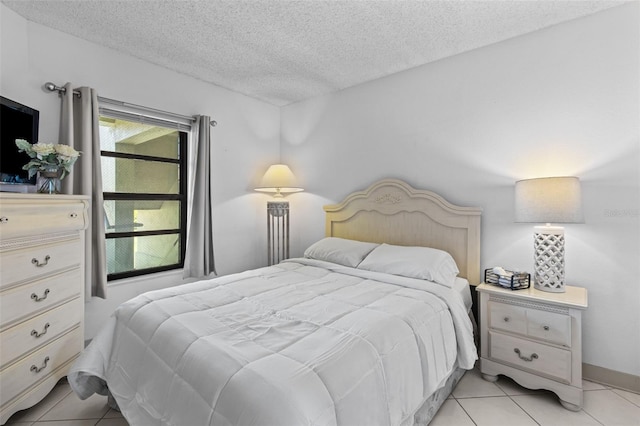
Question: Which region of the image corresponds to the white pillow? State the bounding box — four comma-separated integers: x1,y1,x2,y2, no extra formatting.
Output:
357,243,459,287
304,237,379,268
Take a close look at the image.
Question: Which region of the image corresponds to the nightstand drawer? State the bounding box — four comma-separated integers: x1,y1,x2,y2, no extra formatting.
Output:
489,331,572,383
489,302,527,335
488,301,571,347
527,309,571,347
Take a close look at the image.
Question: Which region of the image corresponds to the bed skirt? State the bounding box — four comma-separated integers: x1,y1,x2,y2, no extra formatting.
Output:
413,366,466,425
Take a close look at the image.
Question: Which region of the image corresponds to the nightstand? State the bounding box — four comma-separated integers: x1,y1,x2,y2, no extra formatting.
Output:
477,283,588,411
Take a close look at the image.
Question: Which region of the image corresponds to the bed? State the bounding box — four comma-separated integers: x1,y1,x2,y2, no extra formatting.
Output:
69,178,482,425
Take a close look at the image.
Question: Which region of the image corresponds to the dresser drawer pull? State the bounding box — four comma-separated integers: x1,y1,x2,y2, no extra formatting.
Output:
30,356,50,373
543,325,550,331
31,289,50,302
32,255,51,267
514,348,538,362
503,317,510,322
31,323,51,338
69,212,78,219
0,216,8,223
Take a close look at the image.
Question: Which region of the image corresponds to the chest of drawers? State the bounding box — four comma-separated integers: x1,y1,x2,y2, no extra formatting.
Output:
0,194,89,425
477,283,588,411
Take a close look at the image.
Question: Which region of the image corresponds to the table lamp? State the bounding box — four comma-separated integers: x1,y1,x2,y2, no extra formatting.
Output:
515,176,583,293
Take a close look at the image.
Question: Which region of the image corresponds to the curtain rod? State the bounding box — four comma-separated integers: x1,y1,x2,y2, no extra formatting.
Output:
44,82,81,97
43,82,217,126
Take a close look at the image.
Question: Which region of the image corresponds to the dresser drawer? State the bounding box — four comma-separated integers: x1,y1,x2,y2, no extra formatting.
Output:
489,331,572,383
0,327,81,408
0,268,81,329
0,200,86,240
0,297,83,369
0,238,82,290
489,302,527,335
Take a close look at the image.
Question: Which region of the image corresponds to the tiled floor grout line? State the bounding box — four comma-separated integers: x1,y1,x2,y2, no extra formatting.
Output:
505,393,542,426
451,397,479,426
34,387,71,423
610,388,640,408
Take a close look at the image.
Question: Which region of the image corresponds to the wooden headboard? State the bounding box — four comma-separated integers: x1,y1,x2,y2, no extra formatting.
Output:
323,179,483,284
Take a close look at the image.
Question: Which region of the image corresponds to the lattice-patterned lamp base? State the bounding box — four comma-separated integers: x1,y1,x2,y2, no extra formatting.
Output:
533,225,566,293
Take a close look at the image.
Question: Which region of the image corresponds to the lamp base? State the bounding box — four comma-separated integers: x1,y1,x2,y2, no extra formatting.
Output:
533,225,566,293
267,201,290,266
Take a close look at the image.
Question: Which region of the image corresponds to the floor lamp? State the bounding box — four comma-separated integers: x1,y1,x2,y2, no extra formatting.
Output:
515,176,583,293
255,164,303,266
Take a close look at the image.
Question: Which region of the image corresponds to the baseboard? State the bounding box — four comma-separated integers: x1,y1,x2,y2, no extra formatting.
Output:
583,363,640,393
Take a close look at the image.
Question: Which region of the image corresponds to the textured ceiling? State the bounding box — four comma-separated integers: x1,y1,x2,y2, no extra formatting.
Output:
2,0,626,106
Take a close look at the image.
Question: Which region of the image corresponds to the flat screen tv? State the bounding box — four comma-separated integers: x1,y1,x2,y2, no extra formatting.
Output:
1,95,39,186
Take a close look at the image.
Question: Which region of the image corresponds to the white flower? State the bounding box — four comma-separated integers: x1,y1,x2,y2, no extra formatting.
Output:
54,144,80,158
31,143,55,156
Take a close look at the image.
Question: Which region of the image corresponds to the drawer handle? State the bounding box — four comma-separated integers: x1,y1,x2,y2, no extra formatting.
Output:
69,212,78,219
543,325,550,331
30,356,50,373
514,348,538,362
31,289,50,302
503,317,510,322
0,216,8,223
31,323,51,338
32,255,51,267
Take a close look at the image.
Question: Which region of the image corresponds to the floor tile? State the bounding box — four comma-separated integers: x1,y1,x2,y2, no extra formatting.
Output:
38,391,109,422
5,382,73,423
611,387,640,408
583,379,609,390
458,396,538,426
512,393,602,426
32,421,97,426
96,418,130,426
429,399,475,426
583,389,640,426
452,367,506,398
102,409,125,419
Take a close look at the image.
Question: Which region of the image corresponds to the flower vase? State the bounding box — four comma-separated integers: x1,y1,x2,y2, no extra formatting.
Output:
37,166,62,194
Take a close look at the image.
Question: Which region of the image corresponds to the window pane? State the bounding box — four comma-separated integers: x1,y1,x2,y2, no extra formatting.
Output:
101,156,180,194
104,200,181,234
106,234,181,275
99,117,180,160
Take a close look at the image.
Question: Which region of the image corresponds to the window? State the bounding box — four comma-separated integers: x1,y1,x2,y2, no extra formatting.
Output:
99,103,189,281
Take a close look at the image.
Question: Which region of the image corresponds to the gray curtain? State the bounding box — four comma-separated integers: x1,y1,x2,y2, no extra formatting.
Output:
60,83,108,299
183,115,216,278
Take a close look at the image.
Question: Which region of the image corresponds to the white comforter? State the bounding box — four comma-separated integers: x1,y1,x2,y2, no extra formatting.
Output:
69,259,477,426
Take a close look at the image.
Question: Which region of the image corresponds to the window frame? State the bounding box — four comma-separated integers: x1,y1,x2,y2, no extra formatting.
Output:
99,105,190,282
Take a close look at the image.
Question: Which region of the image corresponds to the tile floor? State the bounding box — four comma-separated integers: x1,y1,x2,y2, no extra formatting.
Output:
5,368,640,425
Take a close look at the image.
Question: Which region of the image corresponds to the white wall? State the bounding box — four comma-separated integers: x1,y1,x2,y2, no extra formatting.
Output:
281,4,640,377
1,4,281,338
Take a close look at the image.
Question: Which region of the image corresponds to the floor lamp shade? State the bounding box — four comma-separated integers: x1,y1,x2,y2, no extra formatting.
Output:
255,164,304,197
255,164,303,266
515,177,583,293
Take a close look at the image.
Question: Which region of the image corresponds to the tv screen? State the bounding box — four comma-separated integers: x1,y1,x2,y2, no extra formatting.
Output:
1,96,39,185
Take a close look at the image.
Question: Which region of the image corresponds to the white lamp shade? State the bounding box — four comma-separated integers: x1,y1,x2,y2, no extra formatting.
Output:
255,164,303,195
515,176,583,224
